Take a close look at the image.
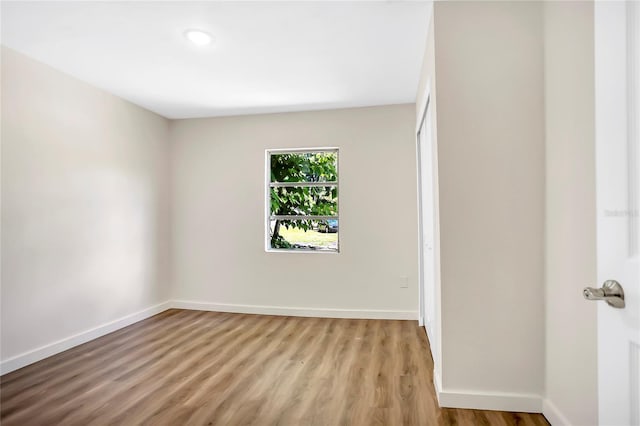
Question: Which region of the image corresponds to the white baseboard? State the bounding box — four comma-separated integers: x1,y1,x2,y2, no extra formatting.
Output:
424,321,435,348
0,300,416,376
433,367,443,402
437,388,542,413
0,299,547,417
171,300,418,320
542,398,572,425
0,301,172,375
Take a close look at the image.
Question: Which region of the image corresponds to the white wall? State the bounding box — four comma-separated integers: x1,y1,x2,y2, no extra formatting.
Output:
423,1,546,410
1,47,171,368
543,2,598,425
170,105,419,317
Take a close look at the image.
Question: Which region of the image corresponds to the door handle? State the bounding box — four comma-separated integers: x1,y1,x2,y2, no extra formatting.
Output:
583,280,625,308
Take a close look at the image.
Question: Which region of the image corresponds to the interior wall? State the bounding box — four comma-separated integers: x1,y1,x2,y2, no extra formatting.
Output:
1,47,171,364
431,0,545,405
170,104,419,316
543,2,598,424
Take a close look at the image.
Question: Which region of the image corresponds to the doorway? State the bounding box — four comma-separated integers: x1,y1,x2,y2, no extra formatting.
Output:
416,93,439,376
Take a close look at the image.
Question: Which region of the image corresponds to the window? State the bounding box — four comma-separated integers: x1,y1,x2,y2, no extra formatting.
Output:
266,148,339,252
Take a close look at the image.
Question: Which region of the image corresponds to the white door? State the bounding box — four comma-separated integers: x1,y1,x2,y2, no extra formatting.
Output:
417,99,436,343
592,2,640,425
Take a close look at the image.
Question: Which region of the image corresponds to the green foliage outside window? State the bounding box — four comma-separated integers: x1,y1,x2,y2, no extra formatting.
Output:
269,152,338,249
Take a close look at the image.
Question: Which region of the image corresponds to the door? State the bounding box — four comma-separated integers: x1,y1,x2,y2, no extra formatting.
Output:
593,2,640,425
417,98,436,344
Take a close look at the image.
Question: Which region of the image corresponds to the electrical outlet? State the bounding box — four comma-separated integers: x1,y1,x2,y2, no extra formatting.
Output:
399,276,409,288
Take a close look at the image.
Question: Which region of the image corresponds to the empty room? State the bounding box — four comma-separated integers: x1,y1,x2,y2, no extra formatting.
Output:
1,1,638,425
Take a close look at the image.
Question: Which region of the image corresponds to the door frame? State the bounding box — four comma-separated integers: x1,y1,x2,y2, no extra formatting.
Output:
415,80,438,343
416,79,442,391
416,95,430,329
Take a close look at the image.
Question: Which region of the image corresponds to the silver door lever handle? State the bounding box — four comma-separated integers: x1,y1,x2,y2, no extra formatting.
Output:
583,280,625,308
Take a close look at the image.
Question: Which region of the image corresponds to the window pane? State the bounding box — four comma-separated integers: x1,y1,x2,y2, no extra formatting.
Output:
270,152,337,183
270,186,337,217
270,220,338,251
267,148,339,253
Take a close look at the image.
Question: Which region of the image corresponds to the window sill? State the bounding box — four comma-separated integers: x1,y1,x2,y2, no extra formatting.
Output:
265,248,340,254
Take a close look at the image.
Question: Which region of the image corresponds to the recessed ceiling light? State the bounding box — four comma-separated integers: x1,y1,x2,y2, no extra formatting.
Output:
184,29,213,46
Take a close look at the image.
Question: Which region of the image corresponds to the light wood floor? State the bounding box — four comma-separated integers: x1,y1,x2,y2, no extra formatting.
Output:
1,309,549,425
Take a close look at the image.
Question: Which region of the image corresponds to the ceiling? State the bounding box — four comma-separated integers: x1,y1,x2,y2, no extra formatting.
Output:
1,1,430,119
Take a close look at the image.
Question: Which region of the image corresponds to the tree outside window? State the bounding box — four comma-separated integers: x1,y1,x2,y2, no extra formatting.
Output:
267,149,339,252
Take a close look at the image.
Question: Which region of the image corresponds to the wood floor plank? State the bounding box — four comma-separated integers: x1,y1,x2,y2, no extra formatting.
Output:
0,309,550,426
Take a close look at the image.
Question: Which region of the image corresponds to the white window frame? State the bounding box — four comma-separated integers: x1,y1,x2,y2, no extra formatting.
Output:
265,147,340,253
